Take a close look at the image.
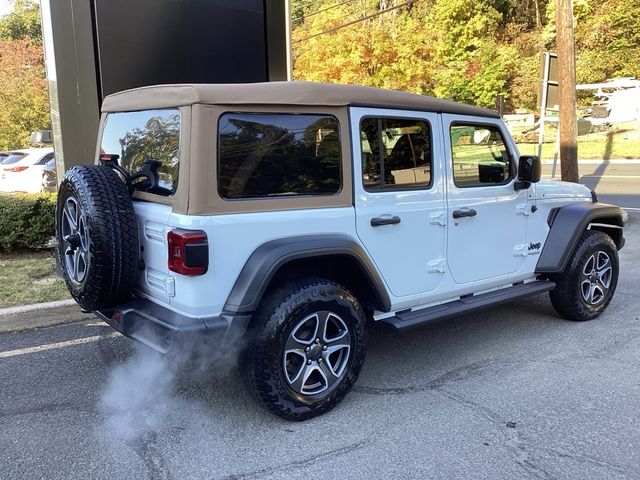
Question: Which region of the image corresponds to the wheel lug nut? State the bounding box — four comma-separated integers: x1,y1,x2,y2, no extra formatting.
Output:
307,360,312,365
305,347,310,352
322,346,327,351
318,358,323,363
315,338,320,344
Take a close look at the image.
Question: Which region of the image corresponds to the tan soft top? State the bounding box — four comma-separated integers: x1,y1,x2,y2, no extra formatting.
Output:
101,81,499,118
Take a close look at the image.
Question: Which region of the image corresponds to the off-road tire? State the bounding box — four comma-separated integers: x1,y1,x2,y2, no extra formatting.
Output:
56,165,139,311
549,230,619,321
240,279,367,421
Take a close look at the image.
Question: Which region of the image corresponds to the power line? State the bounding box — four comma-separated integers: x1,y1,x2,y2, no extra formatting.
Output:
292,0,358,23
292,0,418,45
291,0,334,21
295,8,369,40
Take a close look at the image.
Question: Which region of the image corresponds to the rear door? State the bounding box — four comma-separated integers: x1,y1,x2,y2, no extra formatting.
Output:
21,151,54,193
351,107,446,300
442,115,528,285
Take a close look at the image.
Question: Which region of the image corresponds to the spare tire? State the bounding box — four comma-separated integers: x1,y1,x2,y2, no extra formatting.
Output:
56,165,140,311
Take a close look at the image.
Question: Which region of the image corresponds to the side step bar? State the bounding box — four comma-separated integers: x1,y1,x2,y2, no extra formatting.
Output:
381,280,556,331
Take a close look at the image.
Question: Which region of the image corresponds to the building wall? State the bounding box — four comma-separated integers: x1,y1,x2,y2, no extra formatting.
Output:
41,0,291,175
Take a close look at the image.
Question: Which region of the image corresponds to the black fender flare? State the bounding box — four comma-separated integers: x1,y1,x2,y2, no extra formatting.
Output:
535,202,624,274
223,234,391,314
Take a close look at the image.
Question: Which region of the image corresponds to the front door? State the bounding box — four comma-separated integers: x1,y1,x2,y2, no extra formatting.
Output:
442,114,528,285
351,107,446,300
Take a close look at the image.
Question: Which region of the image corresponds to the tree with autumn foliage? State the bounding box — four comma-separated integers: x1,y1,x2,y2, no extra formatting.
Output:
292,0,640,111
292,0,535,108
293,1,437,95
0,38,50,149
0,0,41,45
0,0,49,150
429,0,514,107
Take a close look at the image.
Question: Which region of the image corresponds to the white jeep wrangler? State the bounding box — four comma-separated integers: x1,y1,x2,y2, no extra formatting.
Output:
56,82,625,420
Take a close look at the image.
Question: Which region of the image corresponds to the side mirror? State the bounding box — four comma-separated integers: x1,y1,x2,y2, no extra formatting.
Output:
514,155,541,190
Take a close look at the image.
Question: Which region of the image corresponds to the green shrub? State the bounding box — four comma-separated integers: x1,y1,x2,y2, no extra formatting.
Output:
0,192,56,252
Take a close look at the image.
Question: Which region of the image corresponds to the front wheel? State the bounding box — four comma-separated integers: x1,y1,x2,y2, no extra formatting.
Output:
240,279,367,421
549,230,619,321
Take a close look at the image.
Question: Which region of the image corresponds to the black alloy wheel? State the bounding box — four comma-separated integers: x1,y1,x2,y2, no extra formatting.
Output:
282,310,352,396
550,230,619,321
241,279,367,421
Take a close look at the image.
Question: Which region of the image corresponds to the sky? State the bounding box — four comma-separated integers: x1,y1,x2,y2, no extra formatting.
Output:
0,0,40,16
0,1,12,16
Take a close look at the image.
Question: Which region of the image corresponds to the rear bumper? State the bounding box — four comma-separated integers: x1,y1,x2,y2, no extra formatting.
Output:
96,298,251,354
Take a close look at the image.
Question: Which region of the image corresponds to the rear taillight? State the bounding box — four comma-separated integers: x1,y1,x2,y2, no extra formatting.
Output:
100,153,120,163
167,229,208,276
6,166,29,173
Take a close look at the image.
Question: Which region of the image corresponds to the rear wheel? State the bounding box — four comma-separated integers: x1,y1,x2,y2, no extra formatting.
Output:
549,230,619,321
241,279,367,421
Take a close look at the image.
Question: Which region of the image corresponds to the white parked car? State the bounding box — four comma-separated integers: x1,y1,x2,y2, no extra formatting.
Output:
56,82,625,420
0,148,55,193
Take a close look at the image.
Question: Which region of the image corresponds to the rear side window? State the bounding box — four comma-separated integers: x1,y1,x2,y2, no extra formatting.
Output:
450,124,512,187
100,109,181,196
218,113,341,199
360,117,432,190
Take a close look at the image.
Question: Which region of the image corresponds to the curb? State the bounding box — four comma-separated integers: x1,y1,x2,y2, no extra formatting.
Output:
0,299,76,317
541,159,640,165
0,299,91,334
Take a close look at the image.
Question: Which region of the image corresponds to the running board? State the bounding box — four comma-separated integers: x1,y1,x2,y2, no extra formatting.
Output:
381,280,556,331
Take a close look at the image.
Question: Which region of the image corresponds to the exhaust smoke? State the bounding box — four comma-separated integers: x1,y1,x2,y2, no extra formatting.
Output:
97,330,245,446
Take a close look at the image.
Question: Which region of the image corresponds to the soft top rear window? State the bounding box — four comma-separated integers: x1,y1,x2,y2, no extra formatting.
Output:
100,109,180,196
218,113,342,199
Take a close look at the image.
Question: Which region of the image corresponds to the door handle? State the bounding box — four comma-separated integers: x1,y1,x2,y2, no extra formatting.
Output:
371,215,401,227
452,208,477,219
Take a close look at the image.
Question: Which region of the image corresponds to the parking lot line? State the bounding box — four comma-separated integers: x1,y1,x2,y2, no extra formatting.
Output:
0,333,119,359
0,299,76,317
542,175,640,179
580,175,640,179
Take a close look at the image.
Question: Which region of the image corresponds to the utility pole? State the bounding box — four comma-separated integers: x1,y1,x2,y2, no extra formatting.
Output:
555,0,579,182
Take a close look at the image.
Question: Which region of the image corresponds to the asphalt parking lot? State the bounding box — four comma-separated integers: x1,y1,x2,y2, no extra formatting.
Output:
1,212,639,480
543,160,640,209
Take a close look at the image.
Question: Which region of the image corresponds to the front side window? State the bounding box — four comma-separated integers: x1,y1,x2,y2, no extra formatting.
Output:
218,113,341,199
35,153,54,165
100,109,181,196
450,124,512,187
360,117,432,190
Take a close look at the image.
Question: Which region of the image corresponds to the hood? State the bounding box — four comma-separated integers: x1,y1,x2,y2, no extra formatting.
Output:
534,179,592,200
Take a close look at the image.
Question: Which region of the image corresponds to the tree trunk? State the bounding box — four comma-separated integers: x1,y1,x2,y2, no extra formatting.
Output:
555,0,579,183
